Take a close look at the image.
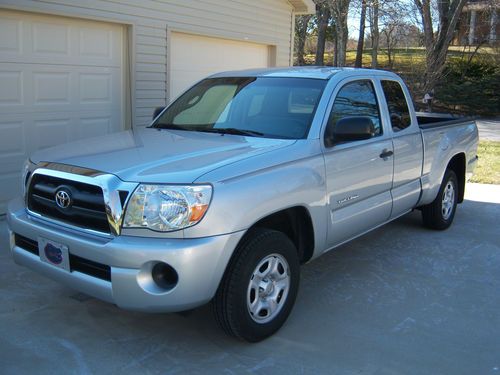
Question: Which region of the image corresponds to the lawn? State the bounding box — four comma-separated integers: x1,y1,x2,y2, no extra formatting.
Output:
470,141,500,184
302,47,497,70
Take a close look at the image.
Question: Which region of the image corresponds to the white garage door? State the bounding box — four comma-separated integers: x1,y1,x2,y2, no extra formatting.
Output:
0,10,124,214
170,32,270,99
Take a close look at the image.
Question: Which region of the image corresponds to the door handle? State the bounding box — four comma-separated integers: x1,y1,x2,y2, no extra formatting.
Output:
379,149,394,159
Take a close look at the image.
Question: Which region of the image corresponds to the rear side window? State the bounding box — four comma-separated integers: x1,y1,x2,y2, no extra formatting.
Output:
326,80,382,141
381,80,411,132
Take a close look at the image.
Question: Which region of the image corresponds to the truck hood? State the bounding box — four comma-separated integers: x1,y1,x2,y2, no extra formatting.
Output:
30,128,296,183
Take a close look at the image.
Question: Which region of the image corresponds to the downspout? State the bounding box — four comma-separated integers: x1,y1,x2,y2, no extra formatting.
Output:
290,11,296,66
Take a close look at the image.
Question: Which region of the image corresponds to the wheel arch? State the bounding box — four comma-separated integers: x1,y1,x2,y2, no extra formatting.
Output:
231,206,315,265
447,153,466,203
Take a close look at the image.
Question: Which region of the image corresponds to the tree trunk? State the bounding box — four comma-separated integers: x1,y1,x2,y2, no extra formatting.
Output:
415,0,434,51
315,3,330,65
335,21,349,66
370,0,379,68
295,15,312,65
414,0,468,93
355,0,367,68
329,0,351,67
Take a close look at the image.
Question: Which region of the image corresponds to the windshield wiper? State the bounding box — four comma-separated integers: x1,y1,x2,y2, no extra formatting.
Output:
153,124,265,137
153,123,191,131
201,128,264,137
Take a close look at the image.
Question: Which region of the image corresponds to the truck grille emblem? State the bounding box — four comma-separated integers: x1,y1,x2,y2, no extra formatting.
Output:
55,189,72,209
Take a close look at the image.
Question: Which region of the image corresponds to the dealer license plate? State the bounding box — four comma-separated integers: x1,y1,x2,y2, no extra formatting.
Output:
38,237,70,272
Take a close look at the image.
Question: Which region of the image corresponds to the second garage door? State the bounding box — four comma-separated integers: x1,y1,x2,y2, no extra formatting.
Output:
170,32,270,99
0,10,125,214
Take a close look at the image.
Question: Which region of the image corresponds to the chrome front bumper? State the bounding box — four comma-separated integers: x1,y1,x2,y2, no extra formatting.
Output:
7,198,244,312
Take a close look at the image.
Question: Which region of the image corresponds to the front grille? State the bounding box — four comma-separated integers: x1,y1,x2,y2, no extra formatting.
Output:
27,174,110,234
14,234,111,282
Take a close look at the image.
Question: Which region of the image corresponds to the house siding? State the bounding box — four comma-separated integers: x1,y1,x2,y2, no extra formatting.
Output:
0,0,294,127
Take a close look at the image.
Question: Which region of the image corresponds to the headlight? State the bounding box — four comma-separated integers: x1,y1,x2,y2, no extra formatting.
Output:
123,184,212,232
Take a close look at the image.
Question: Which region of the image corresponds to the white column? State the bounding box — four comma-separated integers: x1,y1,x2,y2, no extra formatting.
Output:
490,10,498,44
469,9,477,45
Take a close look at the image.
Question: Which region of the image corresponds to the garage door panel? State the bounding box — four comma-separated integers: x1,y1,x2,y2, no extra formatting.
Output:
0,12,122,67
32,21,70,56
80,73,112,103
34,118,71,151
0,120,26,177
0,71,23,105
0,16,22,53
0,10,125,213
79,27,113,59
34,72,71,105
0,121,25,158
170,32,269,98
0,64,121,114
79,116,111,139
0,173,21,213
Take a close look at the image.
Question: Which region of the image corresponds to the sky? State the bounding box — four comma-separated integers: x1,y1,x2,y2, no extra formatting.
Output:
345,0,418,39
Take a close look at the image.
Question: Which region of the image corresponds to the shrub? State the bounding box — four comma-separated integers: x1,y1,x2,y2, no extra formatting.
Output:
435,59,500,116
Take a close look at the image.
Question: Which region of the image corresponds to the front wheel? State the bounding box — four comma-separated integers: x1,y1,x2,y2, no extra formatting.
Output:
213,228,300,342
421,169,458,230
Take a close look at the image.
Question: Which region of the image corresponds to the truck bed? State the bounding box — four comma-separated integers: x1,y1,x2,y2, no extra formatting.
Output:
417,112,475,129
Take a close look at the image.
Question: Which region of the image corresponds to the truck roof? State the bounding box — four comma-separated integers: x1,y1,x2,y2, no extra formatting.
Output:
209,66,396,80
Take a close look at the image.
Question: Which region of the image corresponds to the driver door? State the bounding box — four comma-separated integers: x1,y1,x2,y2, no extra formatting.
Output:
323,78,394,248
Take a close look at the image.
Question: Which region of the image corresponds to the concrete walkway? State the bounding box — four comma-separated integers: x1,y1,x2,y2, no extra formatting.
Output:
0,184,499,374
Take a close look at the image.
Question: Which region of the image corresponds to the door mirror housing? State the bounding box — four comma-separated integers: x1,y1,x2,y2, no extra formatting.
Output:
153,106,166,120
325,116,375,147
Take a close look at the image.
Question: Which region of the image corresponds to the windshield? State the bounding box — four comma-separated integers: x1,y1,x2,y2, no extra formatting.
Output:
152,77,326,139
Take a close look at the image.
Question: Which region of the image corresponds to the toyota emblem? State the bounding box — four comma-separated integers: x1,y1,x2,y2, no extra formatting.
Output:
55,189,72,209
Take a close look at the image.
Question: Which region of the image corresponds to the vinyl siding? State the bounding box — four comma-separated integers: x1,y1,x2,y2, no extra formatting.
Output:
0,0,294,127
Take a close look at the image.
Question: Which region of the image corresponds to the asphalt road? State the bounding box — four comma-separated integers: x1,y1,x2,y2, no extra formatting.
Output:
1,184,499,375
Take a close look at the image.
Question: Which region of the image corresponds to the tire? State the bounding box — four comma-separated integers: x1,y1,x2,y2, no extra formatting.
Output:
421,169,458,230
213,228,300,342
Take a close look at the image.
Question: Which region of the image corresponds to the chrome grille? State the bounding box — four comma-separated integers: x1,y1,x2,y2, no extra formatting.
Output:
27,174,111,234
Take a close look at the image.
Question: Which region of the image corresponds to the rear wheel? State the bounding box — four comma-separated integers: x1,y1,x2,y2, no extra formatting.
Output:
421,169,458,230
213,228,300,342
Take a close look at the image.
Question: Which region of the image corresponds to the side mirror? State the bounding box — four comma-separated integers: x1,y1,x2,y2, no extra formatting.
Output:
325,116,375,146
153,106,166,120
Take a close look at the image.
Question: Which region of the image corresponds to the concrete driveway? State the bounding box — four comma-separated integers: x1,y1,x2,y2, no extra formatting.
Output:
1,184,499,375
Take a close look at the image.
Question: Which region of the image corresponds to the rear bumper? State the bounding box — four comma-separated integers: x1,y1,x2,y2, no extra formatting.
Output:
7,198,244,312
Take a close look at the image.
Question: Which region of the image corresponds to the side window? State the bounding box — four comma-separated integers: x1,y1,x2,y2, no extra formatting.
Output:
381,80,411,132
325,80,382,146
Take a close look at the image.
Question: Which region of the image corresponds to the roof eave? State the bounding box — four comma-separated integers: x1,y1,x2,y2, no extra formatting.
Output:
289,0,315,14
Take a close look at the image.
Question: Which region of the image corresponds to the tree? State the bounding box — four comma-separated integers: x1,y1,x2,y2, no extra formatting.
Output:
381,22,398,68
369,0,380,68
314,1,331,65
377,2,413,69
379,22,422,67
355,0,368,67
414,0,468,92
295,15,313,65
329,0,352,66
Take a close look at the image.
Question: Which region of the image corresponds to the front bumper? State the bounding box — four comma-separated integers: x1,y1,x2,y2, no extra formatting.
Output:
7,198,244,312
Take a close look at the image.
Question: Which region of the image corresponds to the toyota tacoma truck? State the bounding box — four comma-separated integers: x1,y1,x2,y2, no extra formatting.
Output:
7,67,478,342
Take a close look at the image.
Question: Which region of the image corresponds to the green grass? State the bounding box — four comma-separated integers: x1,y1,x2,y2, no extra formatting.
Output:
302,47,497,68
470,141,500,184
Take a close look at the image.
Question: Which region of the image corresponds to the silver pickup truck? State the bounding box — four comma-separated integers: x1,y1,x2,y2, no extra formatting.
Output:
7,67,478,342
